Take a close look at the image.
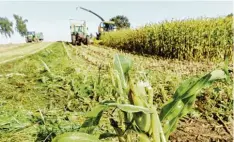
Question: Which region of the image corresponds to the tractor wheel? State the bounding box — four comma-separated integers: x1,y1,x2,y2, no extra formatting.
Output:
72,35,76,45
96,33,101,40
77,40,81,46
96,35,99,40
85,37,90,45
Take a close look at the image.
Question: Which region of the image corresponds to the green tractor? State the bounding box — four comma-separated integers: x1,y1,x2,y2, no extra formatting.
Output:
69,19,90,46
26,31,37,43
25,31,43,43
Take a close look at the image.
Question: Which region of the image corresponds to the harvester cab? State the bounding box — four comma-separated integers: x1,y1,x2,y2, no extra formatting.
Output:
97,21,116,38
69,19,90,46
78,7,117,40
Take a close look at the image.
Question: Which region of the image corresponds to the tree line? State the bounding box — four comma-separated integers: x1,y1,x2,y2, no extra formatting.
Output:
0,14,28,38
110,15,131,29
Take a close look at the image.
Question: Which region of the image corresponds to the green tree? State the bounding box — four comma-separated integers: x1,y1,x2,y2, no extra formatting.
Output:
0,17,14,38
110,15,130,29
13,14,28,37
227,13,233,17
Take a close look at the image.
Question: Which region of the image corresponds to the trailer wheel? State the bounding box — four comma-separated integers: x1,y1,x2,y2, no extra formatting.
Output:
72,35,76,45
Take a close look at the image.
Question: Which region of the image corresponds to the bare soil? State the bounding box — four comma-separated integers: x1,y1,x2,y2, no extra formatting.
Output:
170,118,233,142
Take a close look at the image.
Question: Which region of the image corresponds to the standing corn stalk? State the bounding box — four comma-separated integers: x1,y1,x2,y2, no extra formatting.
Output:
52,54,229,142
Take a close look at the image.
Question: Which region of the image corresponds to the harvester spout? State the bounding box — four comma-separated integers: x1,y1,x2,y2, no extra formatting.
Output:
78,7,105,22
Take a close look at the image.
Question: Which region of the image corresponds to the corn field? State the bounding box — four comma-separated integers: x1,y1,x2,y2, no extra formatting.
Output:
0,42,232,142
101,16,233,62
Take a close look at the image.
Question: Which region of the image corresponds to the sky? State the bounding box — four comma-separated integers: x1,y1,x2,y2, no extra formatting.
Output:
0,1,233,44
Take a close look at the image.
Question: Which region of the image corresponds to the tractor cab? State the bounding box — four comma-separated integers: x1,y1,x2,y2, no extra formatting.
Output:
71,24,88,35
69,20,90,46
26,31,36,42
70,20,88,36
27,31,35,36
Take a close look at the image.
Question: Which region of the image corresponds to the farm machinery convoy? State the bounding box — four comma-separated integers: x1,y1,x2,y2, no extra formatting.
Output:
70,7,117,46
25,31,44,43
24,7,116,45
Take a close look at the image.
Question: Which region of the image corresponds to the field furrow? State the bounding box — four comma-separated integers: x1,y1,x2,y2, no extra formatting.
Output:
81,44,218,77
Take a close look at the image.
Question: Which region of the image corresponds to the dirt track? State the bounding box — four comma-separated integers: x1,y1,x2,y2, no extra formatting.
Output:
0,42,52,64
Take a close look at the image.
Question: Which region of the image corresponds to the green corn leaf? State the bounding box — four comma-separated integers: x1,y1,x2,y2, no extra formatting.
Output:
80,110,104,134
163,95,196,138
180,95,196,118
107,103,153,113
223,55,230,82
180,69,227,100
40,59,51,73
160,69,228,139
114,54,133,74
159,100,184,121
52,132,102,142
163,117,179,139
179,74,211,100
85,105,108,117
101,100,116,105
173,78,198,99
208,69,227,82
113,54,133,89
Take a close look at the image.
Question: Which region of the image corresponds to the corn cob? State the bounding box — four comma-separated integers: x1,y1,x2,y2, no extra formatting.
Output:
129,81,151,133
